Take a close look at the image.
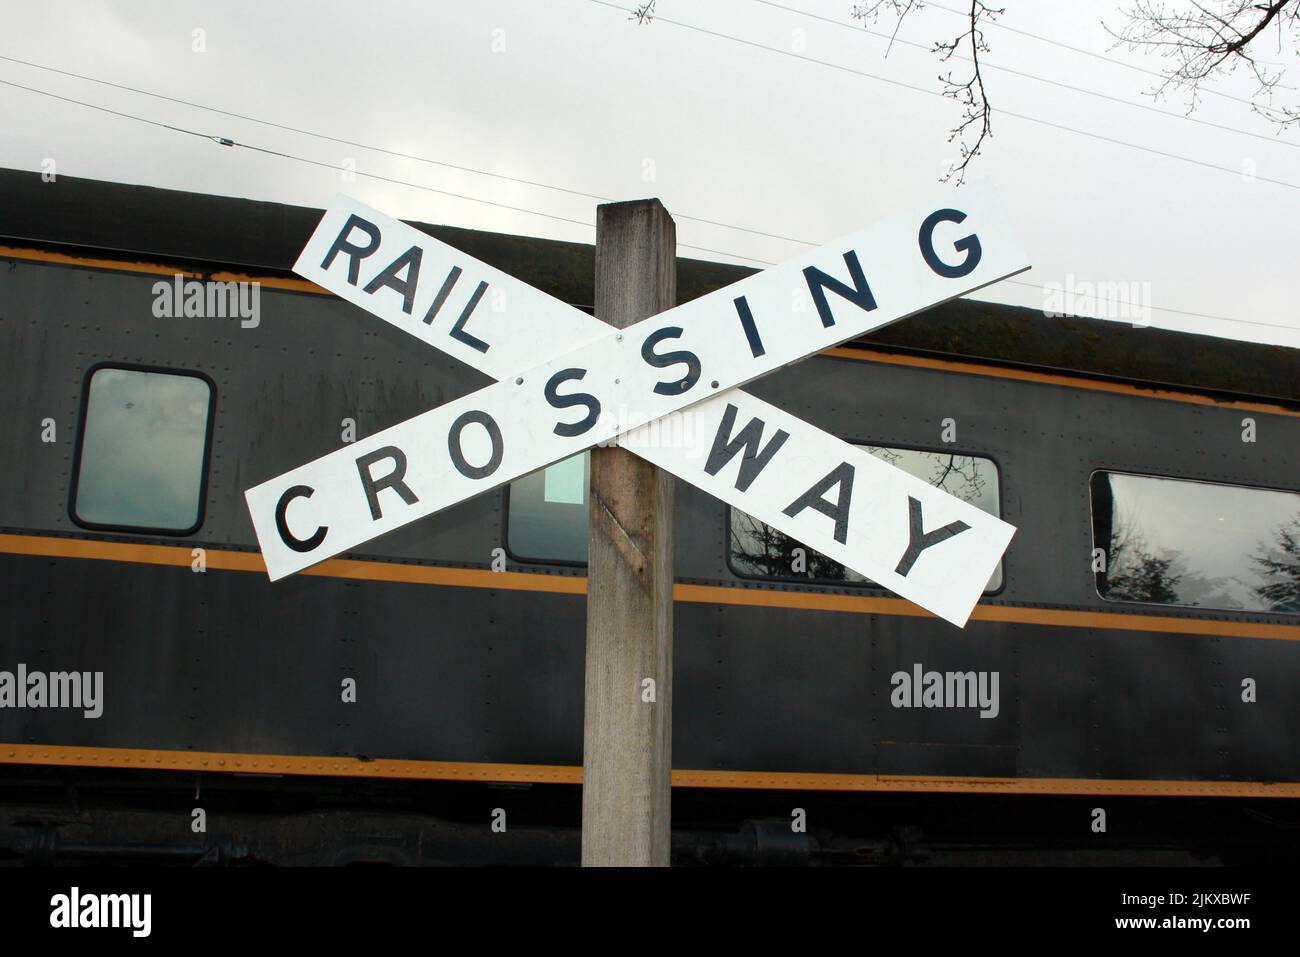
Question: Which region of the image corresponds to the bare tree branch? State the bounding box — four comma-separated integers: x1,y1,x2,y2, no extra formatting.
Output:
843,1,1299,180
853,0,923,56
1107,0,1300,125
630,1,656,26
853,0,1004,184
934,1,1004,184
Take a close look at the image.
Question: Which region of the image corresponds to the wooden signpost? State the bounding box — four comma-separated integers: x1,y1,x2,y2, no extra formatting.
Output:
581,199,676,866
245,186,1031,865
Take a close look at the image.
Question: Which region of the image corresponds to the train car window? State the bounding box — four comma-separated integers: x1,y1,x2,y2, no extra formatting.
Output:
730,447,1003,591
505,452,590,564
70,366,214,535
1090,471,1300,615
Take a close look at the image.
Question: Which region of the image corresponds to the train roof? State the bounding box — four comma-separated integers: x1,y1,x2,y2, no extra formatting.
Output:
1,167,1295,402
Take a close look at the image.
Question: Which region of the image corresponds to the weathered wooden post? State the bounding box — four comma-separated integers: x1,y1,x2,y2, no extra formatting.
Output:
581,199,677,867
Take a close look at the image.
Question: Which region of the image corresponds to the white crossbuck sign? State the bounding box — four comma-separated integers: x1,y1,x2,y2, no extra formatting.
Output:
245,187,1030,626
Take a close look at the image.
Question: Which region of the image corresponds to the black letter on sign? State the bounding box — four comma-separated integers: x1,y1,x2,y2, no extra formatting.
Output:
545,368,601,437
894,496,970,576
448,410,504,480
782,462,855,545
320,214,381,286
704,403,789,492
641,327,701,396
450,281,490,354
803,251,877,329
356,446,419,521
362,245,423,314
422,266,461,325
275,485,327,553
918,208,982,279
733,296,765,358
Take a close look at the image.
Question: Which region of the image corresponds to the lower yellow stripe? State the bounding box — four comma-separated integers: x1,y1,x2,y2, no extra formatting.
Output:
1,744,1295,797
0,533,585,596
3,533,1295,796
2,532,1298,640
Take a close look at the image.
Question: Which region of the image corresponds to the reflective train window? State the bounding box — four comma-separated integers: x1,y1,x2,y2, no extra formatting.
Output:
506,452,590,563
1090,471,1300,615
730,447,1003,591
70,366,215,535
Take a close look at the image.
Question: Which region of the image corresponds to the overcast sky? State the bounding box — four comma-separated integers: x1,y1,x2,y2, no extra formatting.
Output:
2,0,1297,347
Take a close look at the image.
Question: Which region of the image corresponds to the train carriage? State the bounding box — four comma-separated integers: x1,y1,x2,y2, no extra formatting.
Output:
1,169,1297,865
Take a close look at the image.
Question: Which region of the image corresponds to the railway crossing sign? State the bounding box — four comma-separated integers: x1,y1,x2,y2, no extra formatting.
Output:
245,189,1029,627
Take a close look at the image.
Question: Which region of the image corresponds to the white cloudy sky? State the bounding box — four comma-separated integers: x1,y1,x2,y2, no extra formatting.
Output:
2,0,1297,347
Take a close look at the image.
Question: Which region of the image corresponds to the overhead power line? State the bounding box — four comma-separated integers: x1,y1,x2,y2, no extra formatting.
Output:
584,0,1300,191
0,77,1292,334
750,0,1297,149
0,76,772,264
0,52,811,248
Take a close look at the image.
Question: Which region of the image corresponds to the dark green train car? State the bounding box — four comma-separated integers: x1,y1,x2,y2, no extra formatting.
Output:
1,169,1297,865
